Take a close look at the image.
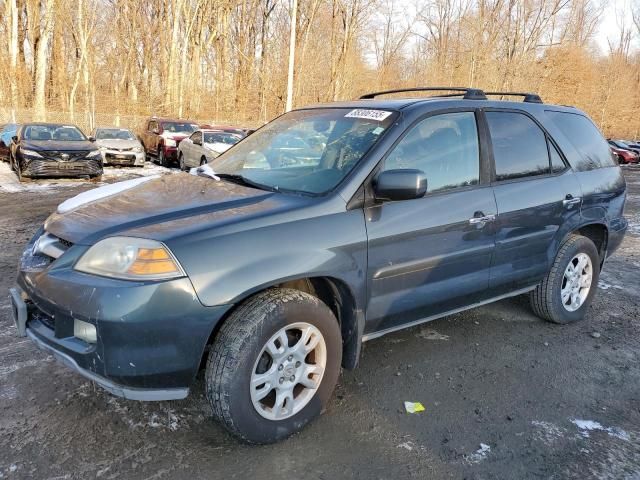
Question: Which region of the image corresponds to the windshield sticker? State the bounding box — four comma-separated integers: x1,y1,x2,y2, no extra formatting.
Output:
345,109,392,121
372,127,385,135
62,125,75,129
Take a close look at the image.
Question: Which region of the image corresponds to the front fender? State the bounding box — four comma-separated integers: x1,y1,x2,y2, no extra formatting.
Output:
170,209,369,312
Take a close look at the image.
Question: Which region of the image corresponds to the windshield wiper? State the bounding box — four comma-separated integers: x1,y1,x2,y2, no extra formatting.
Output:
216,173,278,192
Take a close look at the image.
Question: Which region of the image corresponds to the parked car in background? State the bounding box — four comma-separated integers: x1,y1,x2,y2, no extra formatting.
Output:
0,123,20,161
140,117,198,167
177,129,242,170
199,124,254,137
9,123,102,182
10,87,627,444
610,145,639,164
608,139,640,156
90,127,145,167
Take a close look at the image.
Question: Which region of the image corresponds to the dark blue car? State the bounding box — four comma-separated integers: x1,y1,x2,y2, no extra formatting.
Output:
10,88,627,443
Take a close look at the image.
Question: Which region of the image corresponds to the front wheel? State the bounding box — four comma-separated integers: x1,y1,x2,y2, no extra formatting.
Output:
158,147,169,167
529,234,600,324
206,288,342,444
178,153,186,171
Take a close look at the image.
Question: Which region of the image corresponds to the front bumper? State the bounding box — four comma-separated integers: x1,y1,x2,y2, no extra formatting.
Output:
102,150,145,166
13,245,232,400
161,146,178,161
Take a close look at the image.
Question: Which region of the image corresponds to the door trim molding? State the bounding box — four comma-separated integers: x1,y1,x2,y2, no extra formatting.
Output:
361,285,537,342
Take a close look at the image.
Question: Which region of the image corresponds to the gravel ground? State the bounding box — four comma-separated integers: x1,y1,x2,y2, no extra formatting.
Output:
1,162,639,479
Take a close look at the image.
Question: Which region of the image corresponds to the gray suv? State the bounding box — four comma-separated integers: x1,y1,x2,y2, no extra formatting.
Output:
10,88,627,444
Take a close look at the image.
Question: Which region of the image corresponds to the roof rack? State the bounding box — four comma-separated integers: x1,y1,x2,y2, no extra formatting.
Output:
484,92,543,104
359,87,487,101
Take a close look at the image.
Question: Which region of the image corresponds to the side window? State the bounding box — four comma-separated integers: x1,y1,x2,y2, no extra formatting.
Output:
549,142,566,172
546,111,615,171
192,132,202,144
486,112,549,181
148,121,157,133
383,112,480,193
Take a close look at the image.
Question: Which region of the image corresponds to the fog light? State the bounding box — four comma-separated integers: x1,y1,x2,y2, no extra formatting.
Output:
74,319,97,344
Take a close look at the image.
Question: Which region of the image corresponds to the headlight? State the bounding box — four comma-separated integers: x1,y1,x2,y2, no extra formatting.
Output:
99,146,108,151
86,150,102,158
164,138,176,147
21,148,43,158
134,146,143,153
74,237,185,281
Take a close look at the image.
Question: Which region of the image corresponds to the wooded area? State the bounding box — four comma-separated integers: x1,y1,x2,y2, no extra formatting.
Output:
1,0,639,137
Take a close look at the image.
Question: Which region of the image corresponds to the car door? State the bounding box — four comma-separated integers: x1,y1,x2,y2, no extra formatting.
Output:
484,110,583,292
364,110,497,336
187,131,202,166
180,132,194,166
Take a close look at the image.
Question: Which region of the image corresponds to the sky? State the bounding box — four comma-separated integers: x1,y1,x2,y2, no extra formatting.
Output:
595,0,633,53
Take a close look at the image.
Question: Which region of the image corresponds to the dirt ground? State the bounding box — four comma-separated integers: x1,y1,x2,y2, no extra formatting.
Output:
1,161,639,479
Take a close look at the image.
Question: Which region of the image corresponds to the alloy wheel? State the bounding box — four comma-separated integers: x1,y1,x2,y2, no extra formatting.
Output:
561,253,593,312
250,322,327,421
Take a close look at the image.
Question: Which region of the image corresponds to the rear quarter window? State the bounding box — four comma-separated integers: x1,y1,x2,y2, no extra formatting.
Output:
546,111,615,171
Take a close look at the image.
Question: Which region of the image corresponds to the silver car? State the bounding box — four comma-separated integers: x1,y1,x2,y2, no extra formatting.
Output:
91,127,145,167
177,129,242,170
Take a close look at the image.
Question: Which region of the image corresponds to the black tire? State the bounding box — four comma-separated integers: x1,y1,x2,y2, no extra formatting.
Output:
529,234,600,324
178,153,186,171
200,156,207,166
206,288,342,444
158,147,166,167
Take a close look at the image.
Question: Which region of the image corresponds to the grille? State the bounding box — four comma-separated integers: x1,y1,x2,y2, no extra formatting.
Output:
23,159,102,177
105,152,136,164
111,147,134,152
40,150,90,161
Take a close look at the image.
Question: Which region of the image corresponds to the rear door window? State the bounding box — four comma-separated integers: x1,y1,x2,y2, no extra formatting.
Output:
486,111,550,181
546,111,615,171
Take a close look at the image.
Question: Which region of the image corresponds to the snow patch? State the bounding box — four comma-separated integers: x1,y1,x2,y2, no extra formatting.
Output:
531,420,565,445
397,441,414,451
57,175,160,213
598,280,624,291
571,419,631,441
466,443,491,463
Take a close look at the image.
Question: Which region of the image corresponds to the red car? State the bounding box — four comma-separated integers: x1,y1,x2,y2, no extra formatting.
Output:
140,117,199,167
610,145,639,164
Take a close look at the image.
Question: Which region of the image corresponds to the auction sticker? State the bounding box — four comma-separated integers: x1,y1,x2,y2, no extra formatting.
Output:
345,109,392,121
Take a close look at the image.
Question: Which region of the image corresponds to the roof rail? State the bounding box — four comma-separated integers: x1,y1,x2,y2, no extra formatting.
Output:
359,87,487,101
484,92,543,104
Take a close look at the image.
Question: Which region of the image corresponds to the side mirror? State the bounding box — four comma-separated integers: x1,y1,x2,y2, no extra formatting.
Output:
12,135,18,144
88,136,96,142
374,169,427,201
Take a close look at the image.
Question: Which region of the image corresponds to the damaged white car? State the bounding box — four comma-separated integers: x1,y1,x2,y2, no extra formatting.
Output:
177,129,242,170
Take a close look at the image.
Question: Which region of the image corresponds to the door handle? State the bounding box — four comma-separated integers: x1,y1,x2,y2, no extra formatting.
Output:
469,213,496,225
562,195,581,208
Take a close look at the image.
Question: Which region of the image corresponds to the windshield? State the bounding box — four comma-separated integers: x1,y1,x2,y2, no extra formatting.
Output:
96,128,135,140
209,108,396,194
23,125,86,141
204,132,241,145
162,122,197,134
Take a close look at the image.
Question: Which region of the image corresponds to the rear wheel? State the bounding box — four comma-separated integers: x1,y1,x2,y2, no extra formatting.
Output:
529,234,600,324
200,156,207,166
178,153,186,171
206,288,342,444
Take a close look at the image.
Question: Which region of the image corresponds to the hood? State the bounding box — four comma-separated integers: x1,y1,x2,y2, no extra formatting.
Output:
44,173,306,245
204,142,233,154
23,140,97,151
96,139,141,149
162,132,190,142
